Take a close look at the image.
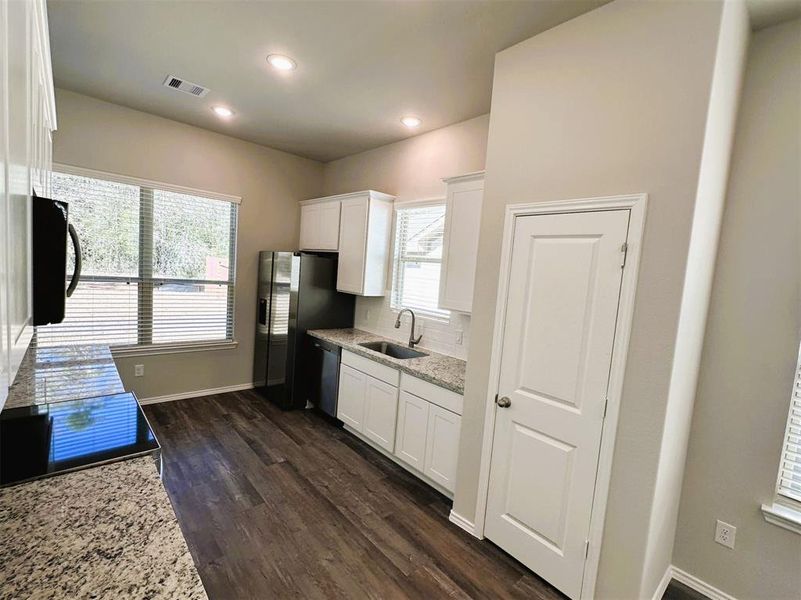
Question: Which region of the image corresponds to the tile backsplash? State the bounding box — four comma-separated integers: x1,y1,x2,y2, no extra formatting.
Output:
354,295,470,360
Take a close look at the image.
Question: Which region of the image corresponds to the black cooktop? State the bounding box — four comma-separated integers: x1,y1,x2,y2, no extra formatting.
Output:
0,392,160,487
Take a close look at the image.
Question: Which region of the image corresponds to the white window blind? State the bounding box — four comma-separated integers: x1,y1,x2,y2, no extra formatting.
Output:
36,169,238,350
777,343,801,504
391,203,449,319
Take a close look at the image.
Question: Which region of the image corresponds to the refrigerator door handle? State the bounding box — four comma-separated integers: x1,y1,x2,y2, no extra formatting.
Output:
66,223,82,298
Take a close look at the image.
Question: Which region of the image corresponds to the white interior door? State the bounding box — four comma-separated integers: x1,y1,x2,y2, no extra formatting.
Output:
484,209,629,600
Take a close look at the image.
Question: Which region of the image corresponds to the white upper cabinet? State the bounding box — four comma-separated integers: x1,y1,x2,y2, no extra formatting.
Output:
0,0,56,410
438,171,484,314
299,199,341,251
335,191,394,296
299,191,394,296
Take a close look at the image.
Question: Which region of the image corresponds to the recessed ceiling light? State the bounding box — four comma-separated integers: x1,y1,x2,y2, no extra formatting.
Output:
267,54,297,71
212,106,234,118
401,116,421,128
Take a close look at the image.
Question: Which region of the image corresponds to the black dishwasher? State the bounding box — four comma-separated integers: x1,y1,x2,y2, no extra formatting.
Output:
305,337,342,418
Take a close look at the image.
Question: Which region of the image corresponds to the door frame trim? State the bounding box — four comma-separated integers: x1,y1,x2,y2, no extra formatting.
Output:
472,193,648,600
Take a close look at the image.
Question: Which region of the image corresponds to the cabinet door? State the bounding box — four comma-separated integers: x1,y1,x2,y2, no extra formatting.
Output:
6,0,34,386
299,204,319,250
394,391,429,471
363,374,399,452
337,196,368,294
337,364,366,430
424,404,461,493
439,179,483,313
317,201,341,251
0,0,8,408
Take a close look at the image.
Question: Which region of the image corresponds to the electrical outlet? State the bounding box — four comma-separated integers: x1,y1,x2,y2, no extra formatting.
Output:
134,364,145,377
455,330,463,345
715,520,736,549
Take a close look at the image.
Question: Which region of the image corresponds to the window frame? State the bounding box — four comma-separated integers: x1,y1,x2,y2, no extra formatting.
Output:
49,164,241,356
762,339,801,534
389,198,450,322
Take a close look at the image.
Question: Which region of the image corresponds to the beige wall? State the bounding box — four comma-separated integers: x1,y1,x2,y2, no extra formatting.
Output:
322,115,489,357
52,89,324,399
322,114,489,201
673,18,801,599
450,1,728,597
640,0,749,593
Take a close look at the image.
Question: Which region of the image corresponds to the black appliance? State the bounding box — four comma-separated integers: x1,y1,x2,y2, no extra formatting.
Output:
306,337,342,418
32,194,82,326
0,392,160,487
253,251,354,410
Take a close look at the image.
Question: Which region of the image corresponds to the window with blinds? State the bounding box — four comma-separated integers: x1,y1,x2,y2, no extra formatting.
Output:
391,203,449,319
777,342,801,505
36,169,238,351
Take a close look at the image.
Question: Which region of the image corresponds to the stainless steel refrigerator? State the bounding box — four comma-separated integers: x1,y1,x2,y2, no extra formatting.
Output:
253,251,354,410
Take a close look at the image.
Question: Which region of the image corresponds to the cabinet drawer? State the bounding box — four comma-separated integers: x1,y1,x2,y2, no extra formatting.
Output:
400,373,463,415
342,350,399,386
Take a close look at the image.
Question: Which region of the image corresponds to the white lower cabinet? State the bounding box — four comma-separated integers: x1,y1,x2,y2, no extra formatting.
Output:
363,376,399,451
423,404,461,491
337,355,399,452
395,391,430,471
337,364,367,430
337,352,463,496
394,388,461,494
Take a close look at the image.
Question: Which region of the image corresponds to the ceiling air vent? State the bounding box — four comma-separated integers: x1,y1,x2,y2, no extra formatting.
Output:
162,75,210,98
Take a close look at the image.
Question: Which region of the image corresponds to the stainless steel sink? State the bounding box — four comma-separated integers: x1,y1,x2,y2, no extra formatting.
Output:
358,341,428,359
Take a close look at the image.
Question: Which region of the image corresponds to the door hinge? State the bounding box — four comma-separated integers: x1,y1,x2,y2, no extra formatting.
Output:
584,539,590,559
602,396,609,419
620,242,628,269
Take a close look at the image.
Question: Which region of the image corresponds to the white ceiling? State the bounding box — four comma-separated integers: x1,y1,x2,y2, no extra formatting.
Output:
47,0,606,162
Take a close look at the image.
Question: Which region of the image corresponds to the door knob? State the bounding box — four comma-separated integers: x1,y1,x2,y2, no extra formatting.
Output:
496,396,512,408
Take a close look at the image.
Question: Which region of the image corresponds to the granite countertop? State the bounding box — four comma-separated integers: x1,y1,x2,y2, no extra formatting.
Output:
5,342,125,410
0,456,207,599
308,328,466,394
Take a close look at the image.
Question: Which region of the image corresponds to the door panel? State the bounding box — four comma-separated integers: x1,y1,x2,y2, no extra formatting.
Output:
318,201,341,250
485,209,628,600
336,197,368,294
337,364,366,430
395,391,429,470
423,404,461,492
299,204,317,250
363,374,398,451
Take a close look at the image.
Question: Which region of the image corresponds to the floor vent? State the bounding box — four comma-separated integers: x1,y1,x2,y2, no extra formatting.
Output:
162,75,210,98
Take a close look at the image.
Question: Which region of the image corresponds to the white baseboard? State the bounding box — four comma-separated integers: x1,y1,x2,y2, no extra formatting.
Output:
670,566,737,600
448,510,482,539
651,565,674,600
138,382,254,405
649,566,737,600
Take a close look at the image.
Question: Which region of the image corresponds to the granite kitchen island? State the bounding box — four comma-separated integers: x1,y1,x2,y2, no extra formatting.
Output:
0,343,207,599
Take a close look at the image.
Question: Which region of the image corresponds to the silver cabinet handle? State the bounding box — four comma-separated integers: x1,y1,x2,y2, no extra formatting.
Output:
496,396,511,408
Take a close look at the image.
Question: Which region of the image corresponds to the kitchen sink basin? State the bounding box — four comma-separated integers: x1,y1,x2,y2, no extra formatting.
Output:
358,341,428,359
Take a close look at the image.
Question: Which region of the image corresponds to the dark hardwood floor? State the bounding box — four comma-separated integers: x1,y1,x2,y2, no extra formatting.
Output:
144,390,565,599
144,391,702,600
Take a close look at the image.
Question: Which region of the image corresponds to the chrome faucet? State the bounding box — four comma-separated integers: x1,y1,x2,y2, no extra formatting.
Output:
395,309,422,348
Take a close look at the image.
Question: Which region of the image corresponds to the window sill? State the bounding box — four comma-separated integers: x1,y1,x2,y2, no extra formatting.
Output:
111,340,238,358
761,501,801,535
